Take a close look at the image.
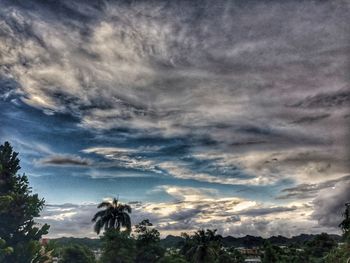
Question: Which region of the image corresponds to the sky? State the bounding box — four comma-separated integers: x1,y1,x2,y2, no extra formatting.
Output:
0,0,349,238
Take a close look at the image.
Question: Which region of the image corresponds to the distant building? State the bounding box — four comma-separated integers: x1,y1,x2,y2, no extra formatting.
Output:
237,247,260,256
244,258,262,263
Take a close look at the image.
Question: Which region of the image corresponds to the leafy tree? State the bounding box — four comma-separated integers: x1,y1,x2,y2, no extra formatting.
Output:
324,203,350,263
339,203,350,242
60,244,96,263
305,233,336,259
324,242,350,263
100,230,135,263
0,238,13,261
134,219,165,263
262,242,279,263
92,198,132,234
0,141,49,262
181,229,222,263
31,244,54,263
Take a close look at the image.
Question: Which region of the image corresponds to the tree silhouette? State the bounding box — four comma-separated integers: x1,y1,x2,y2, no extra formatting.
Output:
135,219,165,263
181,229,222,263
92,198,132,234
339,203,350,238
0,141,49,262
60,244,96,263
100,230,136,263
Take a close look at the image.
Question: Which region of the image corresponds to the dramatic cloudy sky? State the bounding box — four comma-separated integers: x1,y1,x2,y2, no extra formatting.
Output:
0,0,349,238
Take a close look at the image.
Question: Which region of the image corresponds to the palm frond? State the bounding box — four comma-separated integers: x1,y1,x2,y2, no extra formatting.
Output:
97,201,112,209
94,219,103,234
92,210,106,222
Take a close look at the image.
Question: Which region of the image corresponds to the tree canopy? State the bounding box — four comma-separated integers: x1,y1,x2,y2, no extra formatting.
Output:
92,198,132,235
0,141,49,262
60,244,96,263
134,219,165,263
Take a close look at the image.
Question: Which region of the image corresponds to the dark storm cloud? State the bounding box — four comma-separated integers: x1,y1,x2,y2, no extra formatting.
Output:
312,181,350,228
168,208,202,222
291,114,330,125
290,89,350,109
277,174,350,200
38,154,92,167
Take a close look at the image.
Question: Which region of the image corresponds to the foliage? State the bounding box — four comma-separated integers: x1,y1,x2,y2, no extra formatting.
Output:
324,242,350,263
262,242,279,263
324,203,350,263
50,237,101,251
134,219,165,263
31,244,54,263
217,247,244,263
339,203,350,242
159,249,189,263
260,241,316,263
0,238,13,261
305,232,337,259
60,244,96,263
161,235,184,249
92,198,132,234
100,229,136,263
180,229,222,263
0,141,49,263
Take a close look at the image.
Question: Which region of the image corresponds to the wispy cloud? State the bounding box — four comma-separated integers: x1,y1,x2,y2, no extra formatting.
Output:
37,154,92,167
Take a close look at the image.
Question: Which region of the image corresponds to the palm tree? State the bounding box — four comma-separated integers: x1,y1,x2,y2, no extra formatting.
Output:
181,229,222,263
92,198,132,234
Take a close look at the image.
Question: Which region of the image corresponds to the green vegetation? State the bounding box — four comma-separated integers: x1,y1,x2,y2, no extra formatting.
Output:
60,244,96,263
92,198,132,234
0,238,13,261
134,219,165,263
100,230,136,263
50,237,101,251
0,141,349,262
324,203,350,263
0,142,49,262
181,229,222,263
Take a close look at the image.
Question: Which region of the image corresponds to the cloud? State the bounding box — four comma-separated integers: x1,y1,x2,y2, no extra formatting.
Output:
1,0,348,143
37,154,92,166
82,146,160,173
291,114,330,124
277,174,350,200
311,181,350,229
290,89,350,109
158,161,271,186
238,206,298,217
39,186,324,238
38,203,97,238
